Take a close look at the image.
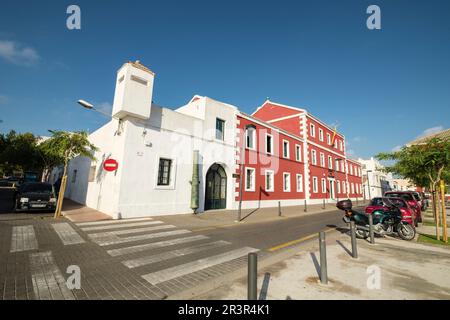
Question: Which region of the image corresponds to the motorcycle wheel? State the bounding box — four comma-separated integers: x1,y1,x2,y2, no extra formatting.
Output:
397,223,416,241
355,229,369,239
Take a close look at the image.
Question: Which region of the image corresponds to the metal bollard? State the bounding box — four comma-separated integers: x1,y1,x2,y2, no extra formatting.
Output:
304,199,307,212
368,214,375,244
350,221,358,258
248,252,258,300
278,201,281,217
319,232,328,284
322,199,325,209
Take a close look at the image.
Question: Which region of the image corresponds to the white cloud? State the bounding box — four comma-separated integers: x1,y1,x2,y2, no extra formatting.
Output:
0,40,40,66
416,126,444,139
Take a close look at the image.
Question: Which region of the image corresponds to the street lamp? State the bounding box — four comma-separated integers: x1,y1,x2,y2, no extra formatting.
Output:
366,170,372,200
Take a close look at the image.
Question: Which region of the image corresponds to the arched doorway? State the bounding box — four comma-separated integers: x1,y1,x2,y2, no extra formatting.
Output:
205,163,227,210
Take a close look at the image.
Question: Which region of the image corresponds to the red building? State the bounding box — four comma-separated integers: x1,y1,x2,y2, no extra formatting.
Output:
235,100,362,208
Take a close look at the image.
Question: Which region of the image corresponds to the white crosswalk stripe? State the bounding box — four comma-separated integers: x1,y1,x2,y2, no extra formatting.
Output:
75,217,153,227
88,224,175,237
107,235,209,257
122,240,231,268
91,229,192,246
10,225,38,252
142,247,259,285
29,251,75,300
52,223,85,245
80,220,163,232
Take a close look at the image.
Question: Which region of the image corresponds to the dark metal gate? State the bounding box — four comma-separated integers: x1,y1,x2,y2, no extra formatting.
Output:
205,164,227,210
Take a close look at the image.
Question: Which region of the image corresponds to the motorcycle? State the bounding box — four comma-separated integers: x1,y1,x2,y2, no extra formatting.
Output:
336,198,416,241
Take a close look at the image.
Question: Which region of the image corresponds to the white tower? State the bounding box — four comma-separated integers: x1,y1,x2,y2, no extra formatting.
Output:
112,60,155,120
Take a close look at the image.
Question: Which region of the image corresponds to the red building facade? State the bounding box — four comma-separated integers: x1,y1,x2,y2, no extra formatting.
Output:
234,100,363,208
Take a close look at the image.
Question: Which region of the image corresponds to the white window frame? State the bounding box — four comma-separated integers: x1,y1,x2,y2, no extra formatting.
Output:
265,170,274,192
320,152,325,167
310,123,315,138
295,144,301,162
350,165,353,175
245,167,256,192
283,172,291,192
340,140,343,151
327,133,331,145
245,126,256,150
318,128,324,141
342,181,346,193
154,156,177,190
313,177,318,193
341,162,345,173
336,180,341,193
328,155,333,169
265,133,273,155
351,183,355,194
311,149,317,165
282,140,290,159
296,174,303,192
321,178,327,193
335,159,340,171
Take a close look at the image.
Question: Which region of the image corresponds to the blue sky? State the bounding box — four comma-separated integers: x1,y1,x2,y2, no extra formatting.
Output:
0,0,449,159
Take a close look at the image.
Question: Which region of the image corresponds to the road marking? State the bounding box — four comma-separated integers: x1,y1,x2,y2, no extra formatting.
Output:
122,240,231,268
10,225,38,252
107,235,209,257
51,223,85,245
268,228,335,252
92,229,192,246
29,251,75,300
88,224,175,238
142,247,259,285
75,217,153,227
80,220,163,231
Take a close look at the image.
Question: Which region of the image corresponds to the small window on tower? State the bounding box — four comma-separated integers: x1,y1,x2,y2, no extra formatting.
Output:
131,75,148,86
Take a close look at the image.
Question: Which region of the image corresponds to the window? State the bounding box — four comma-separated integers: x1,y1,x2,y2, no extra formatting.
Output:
265,170,274,192
245,167,255,191
340,141,343,151
283,173,291,192
130,75,148,86
282,140,290,158
246,126,256,150
350,165,353,175
295,145,301,162
88,166,96,182
310,124,315,137
215,118,225,140
320,153,325,167
321,178,326,193
337,180,341,193
335,159,340,171
71,170,77,183
296,174,303,192
265,134,273,154
328,156,333,169
341,162,345,173
334,140,338,149
342,181,346,193
313,177,318,193
351,183,355,194
327,133,331,145
157,158,172,186
319,128,323,141
311,149,317,165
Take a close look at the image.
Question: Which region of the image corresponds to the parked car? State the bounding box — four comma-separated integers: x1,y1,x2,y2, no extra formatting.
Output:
384,191,422,224
14,182,57,212
365,197,416,227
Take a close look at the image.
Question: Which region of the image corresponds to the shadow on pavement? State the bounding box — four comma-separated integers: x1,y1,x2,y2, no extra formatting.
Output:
336,240,352,257
309,252,321,278
258,272,271,300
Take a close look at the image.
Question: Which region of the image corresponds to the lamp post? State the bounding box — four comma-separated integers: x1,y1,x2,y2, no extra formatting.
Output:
366,170,372,200
77,100,112,118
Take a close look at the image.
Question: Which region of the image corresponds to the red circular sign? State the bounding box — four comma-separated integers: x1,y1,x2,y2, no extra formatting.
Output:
103,159,118,172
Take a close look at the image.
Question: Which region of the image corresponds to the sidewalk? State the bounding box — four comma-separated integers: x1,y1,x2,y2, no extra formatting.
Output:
199,231,450,300
61,198,369,229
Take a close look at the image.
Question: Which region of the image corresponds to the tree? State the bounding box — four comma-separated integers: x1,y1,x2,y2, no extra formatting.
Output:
45,130,98,218
376,137,450,241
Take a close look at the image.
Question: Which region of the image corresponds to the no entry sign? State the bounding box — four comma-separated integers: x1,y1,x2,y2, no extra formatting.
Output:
103,159,118,172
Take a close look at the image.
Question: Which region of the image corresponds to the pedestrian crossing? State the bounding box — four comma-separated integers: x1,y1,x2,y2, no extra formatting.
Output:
75,217,259,290
10,225,38,253
52,222,85,245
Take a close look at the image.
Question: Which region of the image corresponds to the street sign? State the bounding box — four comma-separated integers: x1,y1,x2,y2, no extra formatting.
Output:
103,159,118,172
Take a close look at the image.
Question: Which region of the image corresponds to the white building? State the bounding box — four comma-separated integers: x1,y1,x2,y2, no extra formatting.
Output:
58,61,238,219
358,157,392,199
